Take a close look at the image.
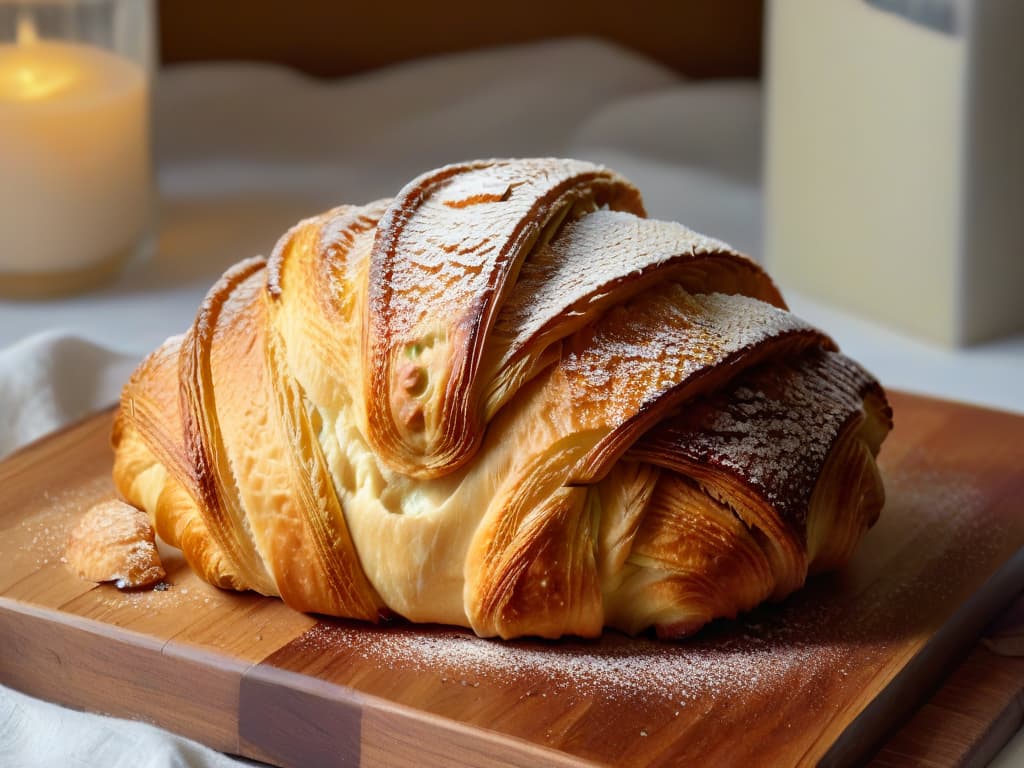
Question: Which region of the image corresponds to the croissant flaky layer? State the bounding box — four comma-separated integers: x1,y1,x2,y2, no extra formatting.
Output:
109,159,892,639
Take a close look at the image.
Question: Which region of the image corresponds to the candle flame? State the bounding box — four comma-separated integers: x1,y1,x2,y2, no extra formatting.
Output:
0,15,77,101
16,13,40,46
13,66,72,99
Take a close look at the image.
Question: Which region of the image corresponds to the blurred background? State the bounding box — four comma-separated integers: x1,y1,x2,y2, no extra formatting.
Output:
157,0,764,80
2,0,1021,432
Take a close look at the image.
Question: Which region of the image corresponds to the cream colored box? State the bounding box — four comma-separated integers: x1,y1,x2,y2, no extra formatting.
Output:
764,0,1024,345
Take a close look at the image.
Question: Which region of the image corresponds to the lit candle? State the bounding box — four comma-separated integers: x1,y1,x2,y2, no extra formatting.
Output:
0,15,150,292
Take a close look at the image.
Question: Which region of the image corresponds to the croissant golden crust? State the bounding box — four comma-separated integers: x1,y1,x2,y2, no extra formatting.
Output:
106,158,892,640
366,159,647,479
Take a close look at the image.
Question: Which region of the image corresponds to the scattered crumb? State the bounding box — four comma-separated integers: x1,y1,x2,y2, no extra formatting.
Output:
64,499,165,589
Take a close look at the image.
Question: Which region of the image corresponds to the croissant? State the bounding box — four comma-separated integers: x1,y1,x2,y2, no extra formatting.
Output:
108,158,892,639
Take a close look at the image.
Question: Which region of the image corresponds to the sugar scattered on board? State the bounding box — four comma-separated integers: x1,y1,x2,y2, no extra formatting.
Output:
284,462,994,711
292,613,849,708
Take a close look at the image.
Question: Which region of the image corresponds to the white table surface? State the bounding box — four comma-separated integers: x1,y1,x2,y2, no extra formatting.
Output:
0,37,1021,766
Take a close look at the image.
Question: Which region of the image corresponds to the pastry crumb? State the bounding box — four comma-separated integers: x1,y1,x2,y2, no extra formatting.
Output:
65,499,165,589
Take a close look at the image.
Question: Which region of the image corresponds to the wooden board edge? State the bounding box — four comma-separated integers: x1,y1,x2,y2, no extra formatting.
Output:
870,640,1024,767
820,547,1024,767
0,595,249,754
239,663,600,768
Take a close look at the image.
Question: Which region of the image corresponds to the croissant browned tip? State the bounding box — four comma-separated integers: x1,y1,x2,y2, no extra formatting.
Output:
108,158,891,639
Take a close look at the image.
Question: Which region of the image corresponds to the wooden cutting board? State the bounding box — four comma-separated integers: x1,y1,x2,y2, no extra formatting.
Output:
1,391,1023,767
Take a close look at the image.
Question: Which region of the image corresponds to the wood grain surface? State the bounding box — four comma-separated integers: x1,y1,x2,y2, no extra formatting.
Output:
871,589,1024,767
1,391,1023,767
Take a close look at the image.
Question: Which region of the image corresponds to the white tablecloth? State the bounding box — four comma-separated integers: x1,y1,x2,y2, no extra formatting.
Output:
1,37,1021,767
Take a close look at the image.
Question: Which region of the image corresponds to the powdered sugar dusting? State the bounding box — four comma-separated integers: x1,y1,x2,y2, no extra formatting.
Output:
635,351,880,529
370,159,615,341
559,289,819,426
494,210,755,363
362,159,640,467
287,587,883,719
88,574,221,613
12,476,111,570
293,618,844,705
858,460,1002,609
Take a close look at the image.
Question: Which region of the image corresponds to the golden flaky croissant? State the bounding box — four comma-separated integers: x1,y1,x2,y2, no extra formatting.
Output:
108,159,892,639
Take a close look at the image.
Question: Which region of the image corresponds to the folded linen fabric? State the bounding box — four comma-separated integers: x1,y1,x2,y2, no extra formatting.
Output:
0,332,138,459
0,684,250,768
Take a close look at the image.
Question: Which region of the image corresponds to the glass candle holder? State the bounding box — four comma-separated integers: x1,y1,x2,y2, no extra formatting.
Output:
0,0,155,298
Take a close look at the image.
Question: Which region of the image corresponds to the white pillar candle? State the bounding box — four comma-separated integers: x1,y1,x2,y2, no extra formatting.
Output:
0,17,150,281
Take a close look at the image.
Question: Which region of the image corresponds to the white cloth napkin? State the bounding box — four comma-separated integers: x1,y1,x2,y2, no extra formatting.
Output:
0,331,137,459
0,686,248,768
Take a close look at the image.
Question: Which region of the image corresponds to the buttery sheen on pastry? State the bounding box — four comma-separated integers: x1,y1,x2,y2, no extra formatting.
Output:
105,159,891,639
